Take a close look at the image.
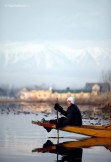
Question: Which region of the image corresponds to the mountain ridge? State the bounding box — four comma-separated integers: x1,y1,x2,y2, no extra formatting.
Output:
0,44,111,70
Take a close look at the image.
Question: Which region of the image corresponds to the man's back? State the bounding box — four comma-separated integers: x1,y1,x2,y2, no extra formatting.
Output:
67,104,82,126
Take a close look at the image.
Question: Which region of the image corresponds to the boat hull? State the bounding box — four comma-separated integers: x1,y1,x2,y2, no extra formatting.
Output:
32,121,111,138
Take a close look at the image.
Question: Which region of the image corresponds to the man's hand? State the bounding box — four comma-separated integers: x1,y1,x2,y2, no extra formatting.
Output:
54,103,60,110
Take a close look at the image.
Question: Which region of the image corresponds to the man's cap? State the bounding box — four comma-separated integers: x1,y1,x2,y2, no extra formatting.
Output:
67,96,75,104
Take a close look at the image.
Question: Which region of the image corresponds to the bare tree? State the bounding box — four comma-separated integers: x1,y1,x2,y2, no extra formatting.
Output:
100,70,111,91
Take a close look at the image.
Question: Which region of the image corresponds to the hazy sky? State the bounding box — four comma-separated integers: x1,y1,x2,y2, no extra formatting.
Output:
0,0,111,42
0,0,111,89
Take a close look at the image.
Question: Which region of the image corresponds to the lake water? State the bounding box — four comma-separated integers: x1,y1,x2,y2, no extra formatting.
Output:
0,103,111,162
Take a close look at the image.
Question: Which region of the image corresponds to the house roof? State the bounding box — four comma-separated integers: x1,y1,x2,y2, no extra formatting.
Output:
84,82,110,92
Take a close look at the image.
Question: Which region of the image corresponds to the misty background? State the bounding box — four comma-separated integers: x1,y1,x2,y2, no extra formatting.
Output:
0,0,111,90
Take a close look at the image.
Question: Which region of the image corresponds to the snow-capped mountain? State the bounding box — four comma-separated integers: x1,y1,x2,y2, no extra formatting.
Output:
0,43,111,70
0,42,111,88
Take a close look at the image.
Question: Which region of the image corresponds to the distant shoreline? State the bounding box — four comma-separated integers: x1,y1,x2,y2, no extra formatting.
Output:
0,98,103,106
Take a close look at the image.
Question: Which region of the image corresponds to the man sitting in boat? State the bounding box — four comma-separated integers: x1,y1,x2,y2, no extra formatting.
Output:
42,96,82,132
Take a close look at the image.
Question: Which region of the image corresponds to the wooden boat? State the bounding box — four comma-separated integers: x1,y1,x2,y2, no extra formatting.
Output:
32,120,111,138
32,137,111,153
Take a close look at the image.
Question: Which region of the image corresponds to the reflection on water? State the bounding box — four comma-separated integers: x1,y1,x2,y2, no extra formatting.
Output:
0,103,111,162
32,137,111,162
33,140,83,162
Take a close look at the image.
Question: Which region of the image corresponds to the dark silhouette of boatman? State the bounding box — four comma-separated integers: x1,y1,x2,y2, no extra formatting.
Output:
32,140,83,162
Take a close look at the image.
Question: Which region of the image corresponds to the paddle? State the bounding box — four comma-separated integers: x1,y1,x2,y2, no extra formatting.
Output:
56,97,59,162
56,97,59,141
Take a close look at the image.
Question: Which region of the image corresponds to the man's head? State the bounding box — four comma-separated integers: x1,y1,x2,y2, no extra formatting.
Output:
67,96,75,106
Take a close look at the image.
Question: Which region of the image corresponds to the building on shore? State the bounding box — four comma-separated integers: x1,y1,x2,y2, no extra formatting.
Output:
19,83,110,101
84,82,110,94
19,89,91,101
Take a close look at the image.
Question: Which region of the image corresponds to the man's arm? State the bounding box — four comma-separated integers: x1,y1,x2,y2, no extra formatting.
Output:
54,103,67,116
56,107,74,128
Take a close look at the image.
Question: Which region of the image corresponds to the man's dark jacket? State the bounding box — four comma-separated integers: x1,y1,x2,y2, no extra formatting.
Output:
51,104,82,128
